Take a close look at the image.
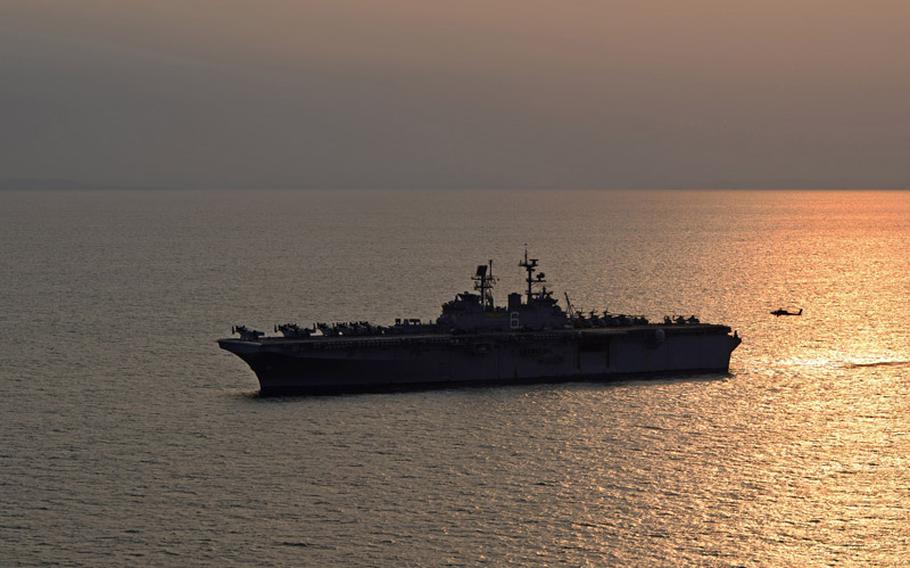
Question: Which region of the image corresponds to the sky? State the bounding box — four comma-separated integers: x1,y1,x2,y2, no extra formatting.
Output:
2,0,909,189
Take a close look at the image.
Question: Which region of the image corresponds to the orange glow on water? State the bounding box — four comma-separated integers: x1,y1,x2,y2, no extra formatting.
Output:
1,189,908,565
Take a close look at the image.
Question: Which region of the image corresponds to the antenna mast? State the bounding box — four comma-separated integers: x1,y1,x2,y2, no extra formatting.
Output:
472,259,496,310
518,246,545,302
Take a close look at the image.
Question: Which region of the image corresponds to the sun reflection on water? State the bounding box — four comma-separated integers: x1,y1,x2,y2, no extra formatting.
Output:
3,189,910,566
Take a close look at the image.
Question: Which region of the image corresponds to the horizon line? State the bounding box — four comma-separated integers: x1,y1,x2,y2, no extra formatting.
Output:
2,182,910,192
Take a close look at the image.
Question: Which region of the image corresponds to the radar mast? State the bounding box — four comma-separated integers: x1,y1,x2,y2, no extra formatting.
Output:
472,259,496,310
519,246,547,302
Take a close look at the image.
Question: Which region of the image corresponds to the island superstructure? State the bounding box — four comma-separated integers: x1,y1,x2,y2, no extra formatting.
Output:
218,251,741,394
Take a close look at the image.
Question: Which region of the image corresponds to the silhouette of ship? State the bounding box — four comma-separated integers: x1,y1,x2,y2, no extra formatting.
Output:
218,250,742,395
770,308,802,316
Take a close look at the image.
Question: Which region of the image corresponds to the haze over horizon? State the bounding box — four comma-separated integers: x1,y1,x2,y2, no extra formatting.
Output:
3,1,909,190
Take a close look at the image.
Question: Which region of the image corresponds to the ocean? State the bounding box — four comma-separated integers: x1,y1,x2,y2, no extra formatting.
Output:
1,189,908,566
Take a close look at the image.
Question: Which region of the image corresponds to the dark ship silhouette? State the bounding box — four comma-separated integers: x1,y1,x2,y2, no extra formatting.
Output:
219,251,742,395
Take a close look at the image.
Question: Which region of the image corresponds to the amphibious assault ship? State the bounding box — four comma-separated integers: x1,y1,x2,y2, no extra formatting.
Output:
218,251,741,395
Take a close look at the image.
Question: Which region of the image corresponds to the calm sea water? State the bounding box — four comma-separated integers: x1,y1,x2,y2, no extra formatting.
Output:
1,190,909,566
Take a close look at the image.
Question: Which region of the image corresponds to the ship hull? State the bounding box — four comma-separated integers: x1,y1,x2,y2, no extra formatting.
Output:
219,325,741,395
